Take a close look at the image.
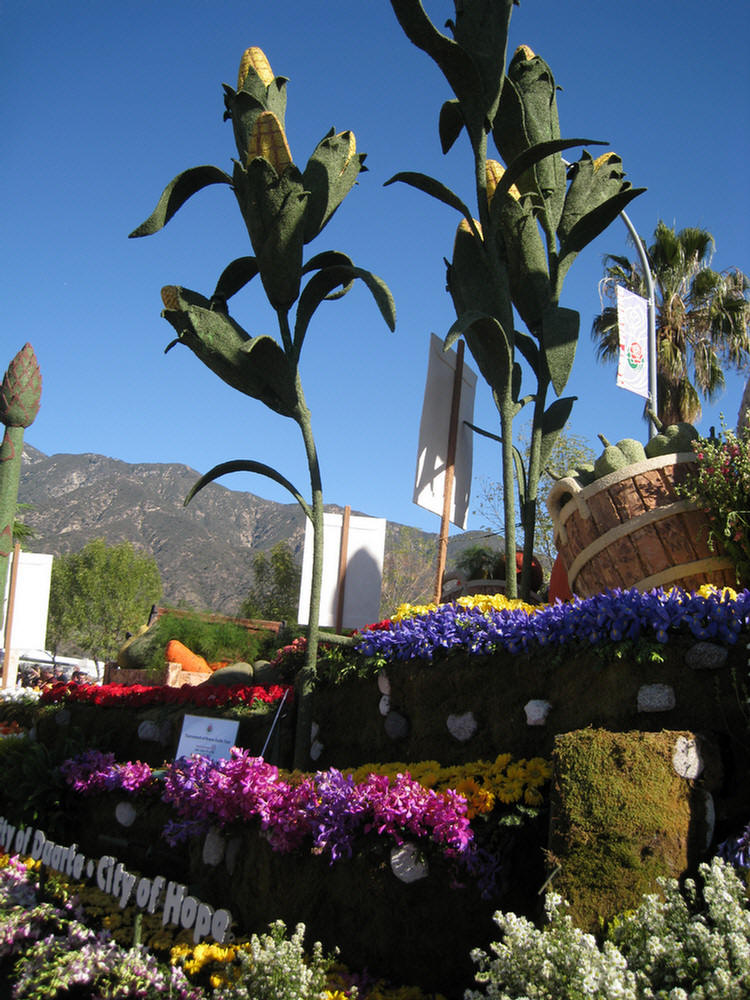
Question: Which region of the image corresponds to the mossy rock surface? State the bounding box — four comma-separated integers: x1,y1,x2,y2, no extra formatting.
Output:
549,728,712,931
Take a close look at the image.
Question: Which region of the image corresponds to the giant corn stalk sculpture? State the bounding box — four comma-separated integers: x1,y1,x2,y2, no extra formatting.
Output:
0,344,42,604
131,48,394,765
389,1,644,597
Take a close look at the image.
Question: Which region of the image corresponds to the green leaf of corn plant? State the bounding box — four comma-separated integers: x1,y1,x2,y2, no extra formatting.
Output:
128,166,232,238
491,191,552,335
448,0,514,129
493,137,606,205
439,99,465,154
301,251,355,300
185,459,311,520
558,151,646,254
448,220,514,336
389,0,489,141
160,286,298,417
512,443,527,507
302,129,367,243
294,264,396,356
385,171,476,230
232,158,308,310
211,257,260,307
444,310,513,393
540,304,579,397
538,395,577,473
514,330,539,375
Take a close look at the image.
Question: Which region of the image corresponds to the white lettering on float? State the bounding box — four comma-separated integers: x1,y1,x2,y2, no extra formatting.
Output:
0,817,231,943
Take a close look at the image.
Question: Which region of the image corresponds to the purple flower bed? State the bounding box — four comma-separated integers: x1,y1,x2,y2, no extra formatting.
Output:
60,750,475,870
355,587,750,662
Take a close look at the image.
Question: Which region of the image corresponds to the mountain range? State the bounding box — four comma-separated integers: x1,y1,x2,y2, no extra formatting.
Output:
18,445,499,615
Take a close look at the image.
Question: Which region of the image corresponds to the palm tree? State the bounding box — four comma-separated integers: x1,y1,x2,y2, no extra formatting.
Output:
592,221,750,425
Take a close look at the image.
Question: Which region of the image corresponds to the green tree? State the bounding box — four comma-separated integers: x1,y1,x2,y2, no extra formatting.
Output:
592,221,750,426
240,541,301,624
476,425,596,569
46,539,162,667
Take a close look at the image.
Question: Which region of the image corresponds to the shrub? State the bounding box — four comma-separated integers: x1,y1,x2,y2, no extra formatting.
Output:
204,920,332,1000
141,611,271,673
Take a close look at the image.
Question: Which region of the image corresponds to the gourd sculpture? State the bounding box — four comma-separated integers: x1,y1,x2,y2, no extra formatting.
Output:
388,1,644,598
0,344,42,603
130,48,395,766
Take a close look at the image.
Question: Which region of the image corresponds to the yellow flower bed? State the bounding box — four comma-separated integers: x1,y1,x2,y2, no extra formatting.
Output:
344,754,552,816
392,593,539,621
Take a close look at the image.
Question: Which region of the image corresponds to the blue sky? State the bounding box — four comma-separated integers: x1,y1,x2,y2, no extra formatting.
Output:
3,1,749,537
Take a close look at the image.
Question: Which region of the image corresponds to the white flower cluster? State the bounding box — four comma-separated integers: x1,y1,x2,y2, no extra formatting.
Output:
0,687,40,704
465,858,750,1000
211,920,335,1000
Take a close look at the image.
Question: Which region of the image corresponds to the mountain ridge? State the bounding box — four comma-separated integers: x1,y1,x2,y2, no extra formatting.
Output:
18,444,499,614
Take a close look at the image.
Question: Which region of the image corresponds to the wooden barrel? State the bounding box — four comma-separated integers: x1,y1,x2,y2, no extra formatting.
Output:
545,453,736,598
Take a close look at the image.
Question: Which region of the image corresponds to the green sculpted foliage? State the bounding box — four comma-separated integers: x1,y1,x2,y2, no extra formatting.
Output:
389,2,643,598
0,344,42,602
131,47,394,766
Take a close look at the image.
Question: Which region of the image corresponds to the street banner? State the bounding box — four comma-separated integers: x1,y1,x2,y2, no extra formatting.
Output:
616,286,649,398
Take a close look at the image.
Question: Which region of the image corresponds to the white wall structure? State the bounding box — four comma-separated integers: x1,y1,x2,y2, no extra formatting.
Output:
1,551,54,670
298,513,386,630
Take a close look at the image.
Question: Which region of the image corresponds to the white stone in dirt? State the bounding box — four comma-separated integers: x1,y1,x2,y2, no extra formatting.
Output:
115,802,137,828
377,670,391,695
446,711,478,742
637,683,675,712
202,828,225,866
524,700,552,726
310,721,320,743
379,694,391,716
384,711,409,740
685,642,728,671
672,735,704,779
138,720,161,742
310,738,324,761
390,842,428,883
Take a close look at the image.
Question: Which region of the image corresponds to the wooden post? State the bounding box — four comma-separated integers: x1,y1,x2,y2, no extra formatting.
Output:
434,340,464,605
2,543,21,689
334,505,351,633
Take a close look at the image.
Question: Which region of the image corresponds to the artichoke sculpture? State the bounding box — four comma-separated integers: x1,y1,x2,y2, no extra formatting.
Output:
0,343,42,601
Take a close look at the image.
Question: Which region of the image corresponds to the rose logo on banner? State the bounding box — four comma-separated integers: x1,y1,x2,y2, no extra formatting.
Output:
616,286,649,398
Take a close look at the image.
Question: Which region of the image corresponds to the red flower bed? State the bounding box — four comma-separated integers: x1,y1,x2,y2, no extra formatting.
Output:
39,681,292,710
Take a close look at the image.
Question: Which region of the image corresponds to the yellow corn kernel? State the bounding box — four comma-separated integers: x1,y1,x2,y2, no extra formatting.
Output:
486,159,521,204
237,46,274,90
336,130,357,176
246,111,293,173
161,286,180,310
593,151,618,171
